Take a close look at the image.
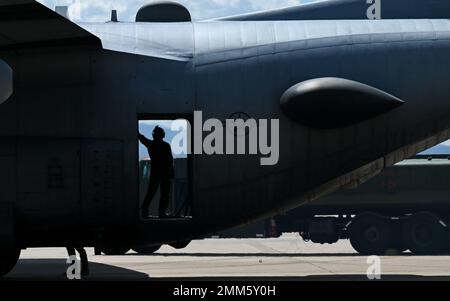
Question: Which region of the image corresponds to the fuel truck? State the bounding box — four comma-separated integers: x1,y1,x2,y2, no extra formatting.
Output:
223,155,450,256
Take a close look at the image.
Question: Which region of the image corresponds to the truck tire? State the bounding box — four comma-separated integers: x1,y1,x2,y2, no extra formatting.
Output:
349,213,393,255
403,212,448,255
102,247,131,255
132,245,161,254
0,248,20,277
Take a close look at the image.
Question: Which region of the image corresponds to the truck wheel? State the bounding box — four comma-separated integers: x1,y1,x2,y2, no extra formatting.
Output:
132,245,161,254
0,248,20,277
102,247,131,255
349,213,393,255
403,212,448,255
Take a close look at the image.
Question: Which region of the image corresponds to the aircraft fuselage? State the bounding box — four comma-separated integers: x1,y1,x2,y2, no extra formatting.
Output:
2,19,450,248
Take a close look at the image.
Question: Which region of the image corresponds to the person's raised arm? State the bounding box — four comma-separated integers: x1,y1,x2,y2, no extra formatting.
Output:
138,133,152,148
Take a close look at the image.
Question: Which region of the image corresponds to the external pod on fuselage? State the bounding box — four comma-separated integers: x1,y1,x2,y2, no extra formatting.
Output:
135,1,191,22
280,77,405,129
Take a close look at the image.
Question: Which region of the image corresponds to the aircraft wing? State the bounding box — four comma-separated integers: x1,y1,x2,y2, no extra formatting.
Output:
0,0,101,53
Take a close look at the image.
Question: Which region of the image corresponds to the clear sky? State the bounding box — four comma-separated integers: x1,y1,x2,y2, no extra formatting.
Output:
36,0,315,21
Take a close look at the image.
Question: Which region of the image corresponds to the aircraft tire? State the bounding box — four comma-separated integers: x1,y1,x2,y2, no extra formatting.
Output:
0,248,20,277
403,212,448,255
169,240,191,249
102,247,131,256
132,245,161,254
349,213,393,255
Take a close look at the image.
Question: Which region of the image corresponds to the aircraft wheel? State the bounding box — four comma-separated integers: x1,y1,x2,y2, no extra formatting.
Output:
349,213,393,255
102,247,131,255
0,248,20,277
132,245,161,254
170,240,191,249
403,212,448,255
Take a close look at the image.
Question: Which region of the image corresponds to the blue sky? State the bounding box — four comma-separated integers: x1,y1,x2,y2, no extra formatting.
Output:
37,0,315,21
139,120,189,160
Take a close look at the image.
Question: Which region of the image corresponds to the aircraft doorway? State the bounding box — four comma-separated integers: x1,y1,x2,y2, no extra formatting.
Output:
138,117,192,220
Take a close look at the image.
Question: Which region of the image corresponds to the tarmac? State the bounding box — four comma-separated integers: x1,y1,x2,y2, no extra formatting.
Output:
4,233,450,281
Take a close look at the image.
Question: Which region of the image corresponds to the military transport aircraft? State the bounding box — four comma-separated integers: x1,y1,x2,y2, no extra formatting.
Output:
1,0,450,276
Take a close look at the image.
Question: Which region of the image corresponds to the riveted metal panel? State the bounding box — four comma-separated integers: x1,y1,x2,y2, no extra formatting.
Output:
81,140,123,226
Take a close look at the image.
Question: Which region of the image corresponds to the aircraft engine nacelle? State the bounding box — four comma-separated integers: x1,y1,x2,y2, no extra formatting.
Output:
0,59,13,105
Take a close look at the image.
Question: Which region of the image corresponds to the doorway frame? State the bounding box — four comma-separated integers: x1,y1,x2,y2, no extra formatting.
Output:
137,113,194,218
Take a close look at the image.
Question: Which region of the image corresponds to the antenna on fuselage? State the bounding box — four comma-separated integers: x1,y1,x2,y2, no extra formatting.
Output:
111,10,118,22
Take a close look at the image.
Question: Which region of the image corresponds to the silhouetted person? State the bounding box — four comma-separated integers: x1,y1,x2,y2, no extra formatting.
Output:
139,126,175,219
66,246,89,277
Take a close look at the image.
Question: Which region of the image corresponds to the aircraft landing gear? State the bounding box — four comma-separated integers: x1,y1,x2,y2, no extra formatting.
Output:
0,248,20,277
132,244,162,254
101,247,131,255
169,240,191,250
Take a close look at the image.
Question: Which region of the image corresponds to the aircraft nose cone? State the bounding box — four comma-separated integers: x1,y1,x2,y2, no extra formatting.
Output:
280,77,404,129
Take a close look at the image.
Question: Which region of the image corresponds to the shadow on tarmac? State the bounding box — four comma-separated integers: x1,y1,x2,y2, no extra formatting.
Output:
2,259,149,281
